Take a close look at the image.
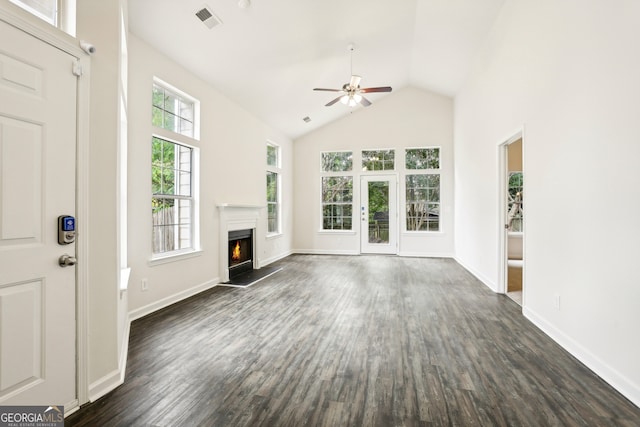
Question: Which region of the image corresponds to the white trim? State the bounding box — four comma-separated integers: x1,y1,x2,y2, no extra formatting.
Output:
317,230,356,235
497,128,525,297
524,306,640,408
88,368,123,403
128,278,219,322
75,53,91,406
398,251,454,258
261,250,292,266
453,256,498,292
149,249,203,266
294,249,359,256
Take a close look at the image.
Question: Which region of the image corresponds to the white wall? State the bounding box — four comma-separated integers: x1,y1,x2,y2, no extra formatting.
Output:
454,0,640,406
127,35,293,318
293,86,454,256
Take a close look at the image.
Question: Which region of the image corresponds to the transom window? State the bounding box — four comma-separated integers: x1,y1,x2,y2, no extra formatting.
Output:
405,148,440,169
405,147,440,232
321,151,352,172
152,82,196,138
10,0,57,26
362,149,395,171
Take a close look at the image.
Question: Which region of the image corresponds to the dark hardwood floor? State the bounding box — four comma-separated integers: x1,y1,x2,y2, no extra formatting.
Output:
66,255,640,426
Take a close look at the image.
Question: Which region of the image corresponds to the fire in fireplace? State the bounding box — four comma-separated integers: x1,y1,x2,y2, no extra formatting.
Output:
228,229,253,279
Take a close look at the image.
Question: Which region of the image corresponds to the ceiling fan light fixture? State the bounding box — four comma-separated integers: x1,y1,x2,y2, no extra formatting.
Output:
340,95,350,105
353,94,362,103
348,97,358,107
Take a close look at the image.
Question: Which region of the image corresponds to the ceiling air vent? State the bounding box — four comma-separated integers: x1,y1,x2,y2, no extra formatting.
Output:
195,6,222,29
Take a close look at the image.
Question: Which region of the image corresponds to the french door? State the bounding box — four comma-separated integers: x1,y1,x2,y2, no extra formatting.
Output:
360,175,397,254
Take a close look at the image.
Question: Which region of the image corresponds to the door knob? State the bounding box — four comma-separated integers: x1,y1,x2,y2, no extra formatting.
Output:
59,254,77,267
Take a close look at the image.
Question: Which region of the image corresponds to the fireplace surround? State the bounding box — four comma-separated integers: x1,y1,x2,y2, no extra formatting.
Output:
217,204,263,282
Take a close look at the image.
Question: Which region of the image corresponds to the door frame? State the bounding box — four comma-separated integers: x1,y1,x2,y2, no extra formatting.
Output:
360,174,399,254
0,6,92,408
498,128,525,302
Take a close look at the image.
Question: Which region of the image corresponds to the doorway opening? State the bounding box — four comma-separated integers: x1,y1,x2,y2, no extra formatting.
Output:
360,175,398,254
500,133,524,306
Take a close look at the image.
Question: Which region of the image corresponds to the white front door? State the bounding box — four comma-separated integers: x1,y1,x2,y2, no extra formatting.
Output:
0,20,77,406
360,175,398,254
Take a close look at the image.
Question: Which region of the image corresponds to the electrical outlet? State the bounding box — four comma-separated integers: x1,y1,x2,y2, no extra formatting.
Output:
554,294,560,310
141,278,149,292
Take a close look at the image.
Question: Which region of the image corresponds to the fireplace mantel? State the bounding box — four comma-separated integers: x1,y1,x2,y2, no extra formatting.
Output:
217,204,265,282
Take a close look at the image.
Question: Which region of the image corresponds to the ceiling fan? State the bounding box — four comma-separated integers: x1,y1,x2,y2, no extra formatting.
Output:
314,45,392,107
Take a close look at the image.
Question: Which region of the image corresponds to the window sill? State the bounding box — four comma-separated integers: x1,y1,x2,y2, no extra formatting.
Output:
267,232,283,240
149,249,203,266
402,230,444,235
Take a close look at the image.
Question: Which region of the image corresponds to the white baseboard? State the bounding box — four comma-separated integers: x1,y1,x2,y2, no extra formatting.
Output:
129,278,220,322
398,251,454,258
88,368,123,403
524,306,640,408
293,249,360,256
87,305,131,403
260,250,293,266
453,256,498,292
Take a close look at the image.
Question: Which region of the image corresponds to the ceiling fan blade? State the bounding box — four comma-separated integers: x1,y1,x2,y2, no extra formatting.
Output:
360,86,392,93
325,96,343,107
314,88,342,92
359,96,372,107
349,75,362,89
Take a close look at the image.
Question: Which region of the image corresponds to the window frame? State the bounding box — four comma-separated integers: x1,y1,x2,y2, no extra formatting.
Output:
320,151,354,232
361,148,395,172
152,78,200,141
150,79,200,262
266,142,281,236
8,0,76,36
404,147,441,233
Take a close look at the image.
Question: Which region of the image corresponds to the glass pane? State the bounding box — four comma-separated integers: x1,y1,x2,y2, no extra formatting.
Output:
152,106,163,127
405,148,440,170
321,152,352,172
507,172,524,232
368,181,389,244
10,0,57,25
266,172,277,202
267,145,278,167
362,149,395,171
152,86,164,107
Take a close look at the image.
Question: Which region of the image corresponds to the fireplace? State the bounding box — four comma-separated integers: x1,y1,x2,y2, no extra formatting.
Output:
217,204,262,283
228,229,253,279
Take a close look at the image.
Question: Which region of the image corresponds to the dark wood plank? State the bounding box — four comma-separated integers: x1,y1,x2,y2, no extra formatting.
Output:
66,255,640,426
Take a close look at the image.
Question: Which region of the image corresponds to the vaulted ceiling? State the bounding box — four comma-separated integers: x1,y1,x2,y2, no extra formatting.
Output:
129,0,505,139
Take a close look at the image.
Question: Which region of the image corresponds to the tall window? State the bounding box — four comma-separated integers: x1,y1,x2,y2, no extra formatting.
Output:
267,143,280,234
321,152,353,230
405,148,440,232
362,149,395,171
151,80,199,256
